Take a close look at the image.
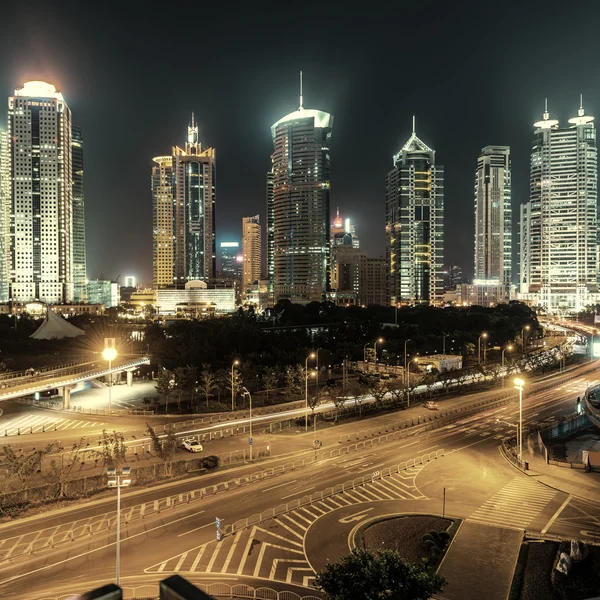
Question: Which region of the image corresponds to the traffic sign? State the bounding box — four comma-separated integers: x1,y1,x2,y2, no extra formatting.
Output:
217,530,221,541
216,517,221,529
248,437,253,445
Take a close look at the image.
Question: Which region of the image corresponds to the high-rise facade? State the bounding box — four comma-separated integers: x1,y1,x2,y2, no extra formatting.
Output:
520,100,597,312
71,125,87,302
152,116,216,289
8,81,73,303
268,77,333,304
266,170,274,291
386,122,444,306
0,129,9,302
242,215,261,294
219,241,242,280
473,146,511,299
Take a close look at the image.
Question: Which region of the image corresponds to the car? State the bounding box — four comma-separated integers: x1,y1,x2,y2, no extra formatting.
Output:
181,439,203,453
423,401,438,410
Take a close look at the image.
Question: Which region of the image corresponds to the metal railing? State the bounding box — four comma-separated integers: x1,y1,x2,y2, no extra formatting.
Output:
224,449,445,535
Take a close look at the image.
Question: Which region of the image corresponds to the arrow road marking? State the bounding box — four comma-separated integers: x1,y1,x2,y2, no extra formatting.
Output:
338,508,374,524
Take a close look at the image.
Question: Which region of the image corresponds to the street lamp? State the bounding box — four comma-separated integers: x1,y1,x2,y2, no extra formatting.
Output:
478,333,488,364
404,339,411,383
231,360,240,411
514,378,525,464
315,348,323,387
241,386,253,460
521,325,530,355
501,345,513,387
406,357,418,407
107,466,131,586
374,338,384,371
305,352,316,431
102,347,118,411
442,334,449,355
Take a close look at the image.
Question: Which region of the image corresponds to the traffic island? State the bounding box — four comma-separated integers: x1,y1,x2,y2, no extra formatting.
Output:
509,538,600,600
353,514,458,567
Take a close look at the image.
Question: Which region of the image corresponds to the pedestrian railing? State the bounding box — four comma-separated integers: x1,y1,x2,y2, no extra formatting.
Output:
224,449,445,536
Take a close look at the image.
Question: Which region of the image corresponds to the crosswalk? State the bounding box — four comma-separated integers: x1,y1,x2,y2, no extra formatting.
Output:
468,477,557,529
0,413,105,435
146,466,425,586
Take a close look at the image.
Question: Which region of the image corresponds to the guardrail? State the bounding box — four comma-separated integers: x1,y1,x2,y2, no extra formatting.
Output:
0,359,96,382
224,449,445,536
37,582,322,600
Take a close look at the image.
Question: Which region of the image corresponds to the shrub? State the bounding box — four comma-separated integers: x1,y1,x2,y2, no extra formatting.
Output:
428,530,441,543
201,455,220,469
422,533,434,544
423,540,437,552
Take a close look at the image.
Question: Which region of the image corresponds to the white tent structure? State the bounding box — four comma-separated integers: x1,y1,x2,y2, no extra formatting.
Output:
30,308,86,340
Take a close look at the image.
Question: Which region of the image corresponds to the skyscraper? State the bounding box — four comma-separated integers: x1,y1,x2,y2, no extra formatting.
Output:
71,125,87,302
152,116,216,289
266,170,274,291
0,129,9,302
386,119,444,306
219,241,242,280
242,215,261,294
268,74,333,304
520,99,597,312
474,146,511,296
8,81,73,303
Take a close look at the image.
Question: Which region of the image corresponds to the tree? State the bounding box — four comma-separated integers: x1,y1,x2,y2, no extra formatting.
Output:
315,548,446,600
94,430,127,469
199,366,217,407
345,381,367,415
146,423,178,476
366,379,389,407
155,368,175,413
418,371,438,398
3,443,55,490
47,438,88,497
225,367,243,410
174,365,196,411
262,368,279,404
284,366,300,400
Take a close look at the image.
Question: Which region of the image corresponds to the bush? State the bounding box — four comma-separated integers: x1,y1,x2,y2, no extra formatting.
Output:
423,540,437,552
422,533,434,544
201,455,220,469
439,530,450,543
428,530,441,543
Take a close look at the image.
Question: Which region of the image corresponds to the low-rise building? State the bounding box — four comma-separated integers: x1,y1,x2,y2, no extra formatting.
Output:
419,354,462,373
87,280,120,308
156,280,235,314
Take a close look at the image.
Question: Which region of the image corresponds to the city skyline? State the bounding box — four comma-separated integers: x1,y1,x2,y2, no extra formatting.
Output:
3,2,600,285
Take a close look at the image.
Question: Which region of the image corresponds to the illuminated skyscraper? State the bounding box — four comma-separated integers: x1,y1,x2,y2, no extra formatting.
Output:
266,170,274,291
268,73,333,303
8,81,73,303
474,146,511,298
242,215,261,294
520,99,597,312
219,242,242,280
152,115,216,288
386,119,444,306
71,125,87,302
0,129,9,302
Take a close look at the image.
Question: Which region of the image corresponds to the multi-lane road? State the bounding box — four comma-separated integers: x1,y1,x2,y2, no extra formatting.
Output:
0,362,599,599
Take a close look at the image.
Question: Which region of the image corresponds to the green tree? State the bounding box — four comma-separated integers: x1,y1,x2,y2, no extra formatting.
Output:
47,438,87,497
226,367,243,410
174,365,196,411
95,430,127,469
262,368,279,404
366,379,389,407
285,365,300,400
146,423,178,476
155,369,175,413
199,366,217,407
315,548,446,600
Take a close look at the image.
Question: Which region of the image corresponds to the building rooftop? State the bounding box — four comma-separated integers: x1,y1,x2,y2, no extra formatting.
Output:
15,81,64,101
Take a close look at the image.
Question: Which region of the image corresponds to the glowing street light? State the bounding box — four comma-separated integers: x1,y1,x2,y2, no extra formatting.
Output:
514,378,525,464
478,333,488,364
501,344,513,387
231,360,240,411
406,357,418,407
521,325,531,355
107,466,131,586
102,347,118,411
305,352,316,431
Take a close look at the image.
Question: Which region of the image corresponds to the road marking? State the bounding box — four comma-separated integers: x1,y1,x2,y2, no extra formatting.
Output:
190,545,207,571
339,508,374,523
237,526,257,575
273,518,304,540
263,480,296,493
222,531,244,571
541,496,572,534
281,486,314,500
417,445,439,454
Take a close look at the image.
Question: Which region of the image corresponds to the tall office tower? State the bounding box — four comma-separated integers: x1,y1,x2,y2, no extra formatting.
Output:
242,215,261,294
71,125,87,302
219,241,242,279
520,99,597,312
473,146,511,296
266,170,274,291
386,119,444,306
8,81,73,303
269,74,333,303
152,155,174,288
152,115,216,288
0,129,9,302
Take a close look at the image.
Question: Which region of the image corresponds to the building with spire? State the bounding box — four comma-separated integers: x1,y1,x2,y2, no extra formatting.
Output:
520,98,597,312
152,115,216,289
267,73,333,304
386,118,444,306
8,81,74,303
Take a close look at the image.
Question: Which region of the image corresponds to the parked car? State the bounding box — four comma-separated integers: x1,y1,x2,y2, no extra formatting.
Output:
423,401,438,410
181,439,203,453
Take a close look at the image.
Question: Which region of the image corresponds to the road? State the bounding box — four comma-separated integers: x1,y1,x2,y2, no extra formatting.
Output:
0,362,599,598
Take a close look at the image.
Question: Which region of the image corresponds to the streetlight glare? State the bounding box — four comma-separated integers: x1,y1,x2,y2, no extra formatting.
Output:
514,377,525,387
233,359,240,366
507,345,514,351
310,352,316,359
378,338,384,343
102,347,117,361
482,332,488,338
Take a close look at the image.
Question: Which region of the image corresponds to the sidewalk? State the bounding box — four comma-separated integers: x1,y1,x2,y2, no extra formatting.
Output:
523,442,600,503
437,521,523,600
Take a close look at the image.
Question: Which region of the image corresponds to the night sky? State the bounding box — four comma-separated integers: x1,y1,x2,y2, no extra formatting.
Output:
2,1,599,286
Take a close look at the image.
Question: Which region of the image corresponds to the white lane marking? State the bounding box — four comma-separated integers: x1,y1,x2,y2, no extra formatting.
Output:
281,486,314,500
263,480,296,493
541,497,572,535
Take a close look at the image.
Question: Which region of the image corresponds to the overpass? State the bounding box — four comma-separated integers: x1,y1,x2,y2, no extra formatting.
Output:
0,357,150,409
